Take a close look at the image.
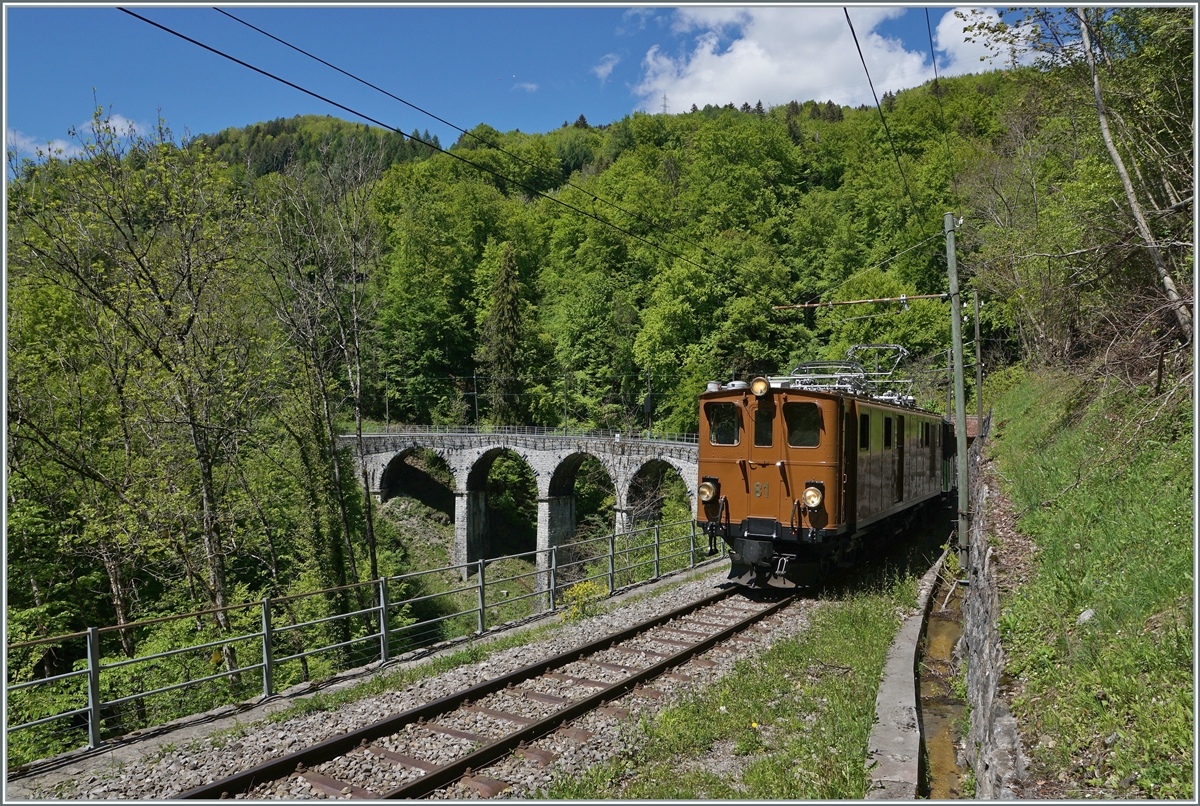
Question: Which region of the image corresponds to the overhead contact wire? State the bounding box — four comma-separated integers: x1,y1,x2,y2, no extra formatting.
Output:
117,7,708,272
924,8,956,192
212,7,720,262
798,231,942,306
843,8,927,232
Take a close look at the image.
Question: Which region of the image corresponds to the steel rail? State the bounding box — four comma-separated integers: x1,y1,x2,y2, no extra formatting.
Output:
175,587,747,800
379,591,796,799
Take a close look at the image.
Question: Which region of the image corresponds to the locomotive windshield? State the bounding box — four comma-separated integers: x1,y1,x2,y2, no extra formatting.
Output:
706,402,741,445
784,402,822,447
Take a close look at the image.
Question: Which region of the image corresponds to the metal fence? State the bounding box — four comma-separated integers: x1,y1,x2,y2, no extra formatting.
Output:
6,519,725,764
351,423,700,445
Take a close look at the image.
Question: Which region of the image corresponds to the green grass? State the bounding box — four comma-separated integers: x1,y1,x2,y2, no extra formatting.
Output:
546,571,918,799
988,370,1193,797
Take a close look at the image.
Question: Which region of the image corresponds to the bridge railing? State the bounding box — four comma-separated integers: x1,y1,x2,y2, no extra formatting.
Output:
6,519,725,769
347,423,700,445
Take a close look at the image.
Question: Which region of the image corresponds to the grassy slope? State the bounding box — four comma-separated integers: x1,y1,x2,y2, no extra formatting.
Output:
547,573,918,800
987,368,1193,797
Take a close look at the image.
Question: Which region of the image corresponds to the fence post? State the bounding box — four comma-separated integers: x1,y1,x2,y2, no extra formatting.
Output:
653,525,661,578
549,546,558,611
608,534,616,593
476,559,486,634
543,546,552,611
378,577,390,664
86,626,102,749
689,520,697,568
260,599,274,698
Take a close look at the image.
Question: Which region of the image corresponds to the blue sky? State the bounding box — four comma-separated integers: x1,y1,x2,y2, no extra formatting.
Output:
5,4,1015,160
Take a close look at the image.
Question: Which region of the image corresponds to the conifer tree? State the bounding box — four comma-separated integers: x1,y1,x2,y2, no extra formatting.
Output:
478,243,523,425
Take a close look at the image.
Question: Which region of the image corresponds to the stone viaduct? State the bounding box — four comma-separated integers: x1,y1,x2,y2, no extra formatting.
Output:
343,427,700,577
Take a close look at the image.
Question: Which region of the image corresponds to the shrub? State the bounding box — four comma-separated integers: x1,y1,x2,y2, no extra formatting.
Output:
561,579,608,621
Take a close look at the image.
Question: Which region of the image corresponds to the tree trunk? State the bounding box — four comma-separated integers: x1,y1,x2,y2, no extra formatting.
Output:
1077,8,1192,341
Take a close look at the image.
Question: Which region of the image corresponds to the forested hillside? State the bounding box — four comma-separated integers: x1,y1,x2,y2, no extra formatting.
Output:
6,6,1191,704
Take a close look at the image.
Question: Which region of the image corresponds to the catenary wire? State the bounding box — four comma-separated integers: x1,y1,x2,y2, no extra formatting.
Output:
117,8,709,273
925,8,956,191
120,7,975,391
843,8,928,233
797,231,943,306
211,7,721,262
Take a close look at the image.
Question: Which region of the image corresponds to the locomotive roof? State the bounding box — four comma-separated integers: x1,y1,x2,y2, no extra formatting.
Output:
701,345,943,416
699,375,942,417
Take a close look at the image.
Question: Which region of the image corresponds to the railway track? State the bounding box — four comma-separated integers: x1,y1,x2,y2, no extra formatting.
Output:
178,587,795,800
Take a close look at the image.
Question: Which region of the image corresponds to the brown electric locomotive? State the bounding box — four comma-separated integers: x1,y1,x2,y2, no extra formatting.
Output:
697,346,952,588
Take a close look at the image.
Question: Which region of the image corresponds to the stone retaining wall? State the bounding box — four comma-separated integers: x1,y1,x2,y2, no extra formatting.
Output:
961,417,1026,798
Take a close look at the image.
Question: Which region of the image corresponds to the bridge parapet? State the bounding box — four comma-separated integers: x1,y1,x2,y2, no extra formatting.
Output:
349,423,699,444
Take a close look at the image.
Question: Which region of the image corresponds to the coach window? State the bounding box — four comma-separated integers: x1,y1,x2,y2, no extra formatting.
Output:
783,402,822,447
859,412,870,451
884,417,893,448
706,402,741,445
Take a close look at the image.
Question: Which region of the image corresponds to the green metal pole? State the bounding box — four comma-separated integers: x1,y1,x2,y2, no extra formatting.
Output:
86,626,102,748
945,212,970,572
261,599,274,698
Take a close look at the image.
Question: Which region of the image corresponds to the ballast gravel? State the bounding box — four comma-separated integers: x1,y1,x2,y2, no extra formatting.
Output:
12,566,819,800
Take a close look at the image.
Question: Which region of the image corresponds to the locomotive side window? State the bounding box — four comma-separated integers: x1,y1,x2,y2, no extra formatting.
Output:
884,417,893,448
783,402,822,447
706,402,741,445
859,412,870,450
754,404,775,447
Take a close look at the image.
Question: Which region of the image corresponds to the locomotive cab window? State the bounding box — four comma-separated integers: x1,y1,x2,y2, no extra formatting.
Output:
706,402,741,445
783,402,822,447
754,403,774,447
884,417,893,448
859,412,870,450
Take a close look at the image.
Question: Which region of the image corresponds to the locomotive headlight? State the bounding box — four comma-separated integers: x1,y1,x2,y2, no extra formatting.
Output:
750,376,771,397
698,481,718,502
802,486,824,508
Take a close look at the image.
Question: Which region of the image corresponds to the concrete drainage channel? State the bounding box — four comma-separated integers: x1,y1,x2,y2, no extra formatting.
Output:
865,546,970,799
919,569,970,798
867,426,1004,800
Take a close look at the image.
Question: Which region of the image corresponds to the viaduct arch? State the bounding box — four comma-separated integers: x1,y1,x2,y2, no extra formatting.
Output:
344,429,699,580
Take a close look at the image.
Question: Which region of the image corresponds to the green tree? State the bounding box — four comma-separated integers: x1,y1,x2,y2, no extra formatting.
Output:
8,111,276,668
477,242,524,425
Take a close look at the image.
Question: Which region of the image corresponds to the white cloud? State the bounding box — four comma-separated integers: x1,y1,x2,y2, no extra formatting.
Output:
513,82,538,93
95,113,144,137
633,7,1024,113
593,53,620,83
617,7,658,35
936,8,1036,74
7,113,149,164
6,128,82,160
